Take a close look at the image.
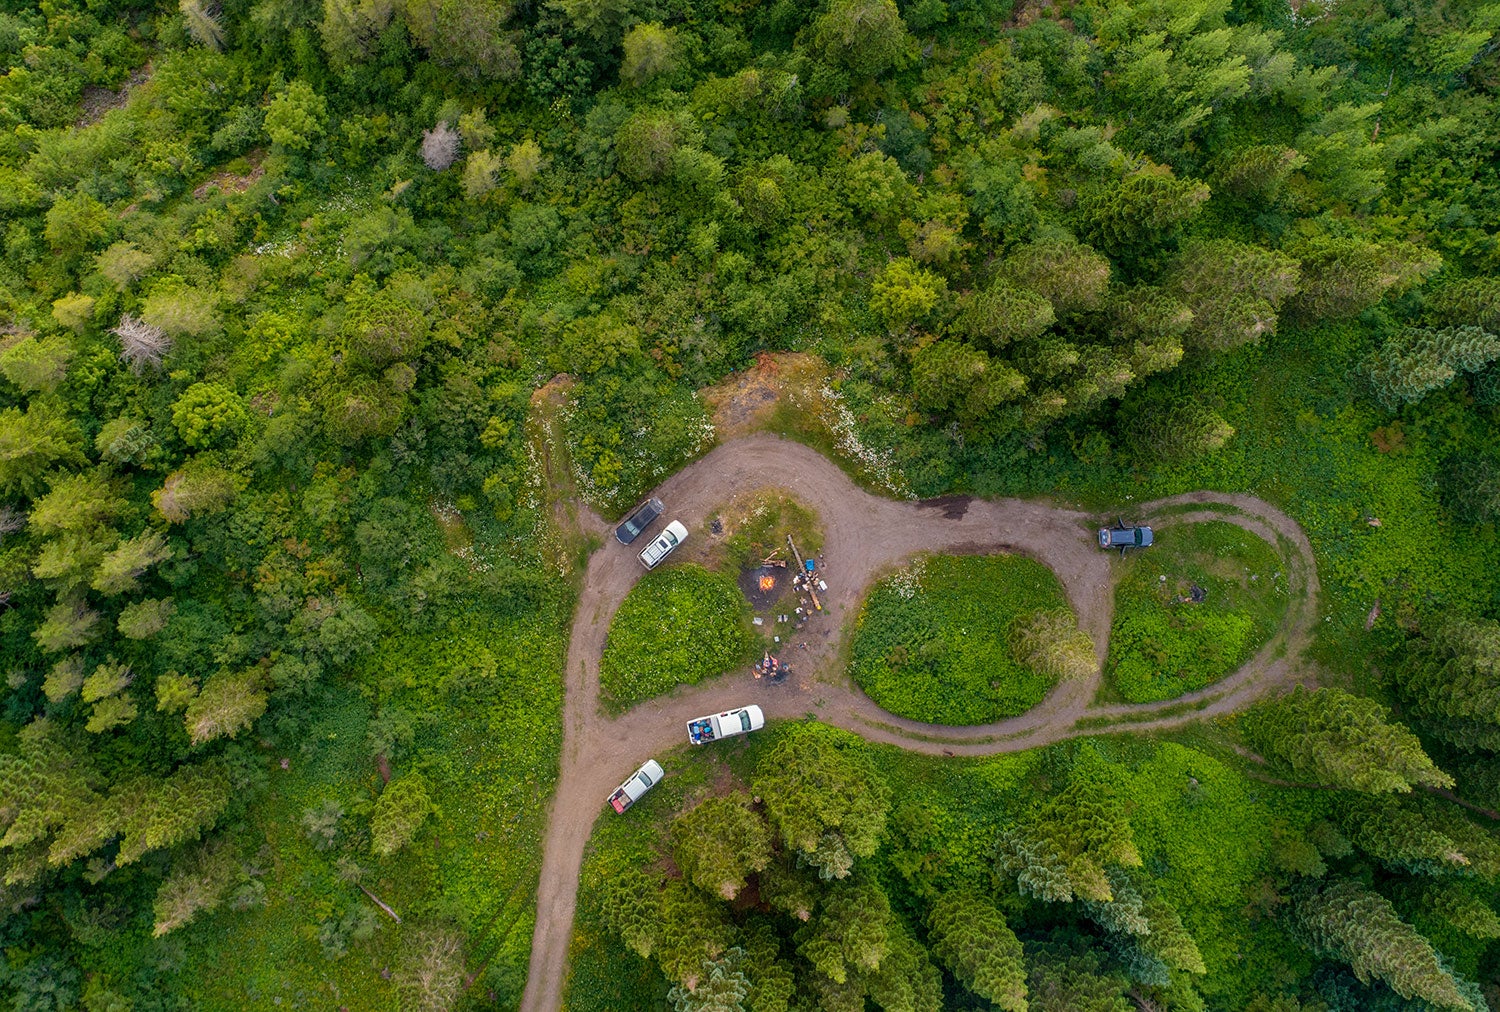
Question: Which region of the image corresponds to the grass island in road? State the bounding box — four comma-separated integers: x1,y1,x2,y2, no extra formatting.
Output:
600,563,759,714
1105,521,1289,704
848,553,1084,725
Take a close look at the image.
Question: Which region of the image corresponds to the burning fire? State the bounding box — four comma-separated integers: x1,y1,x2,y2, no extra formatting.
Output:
758,575,777,592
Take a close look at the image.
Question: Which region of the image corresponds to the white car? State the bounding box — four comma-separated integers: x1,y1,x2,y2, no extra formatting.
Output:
687,705,765,745
639,520,688,570
609,759,664,814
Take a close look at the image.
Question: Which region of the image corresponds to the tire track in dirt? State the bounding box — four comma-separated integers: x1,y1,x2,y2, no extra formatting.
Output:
519,434,1320,1012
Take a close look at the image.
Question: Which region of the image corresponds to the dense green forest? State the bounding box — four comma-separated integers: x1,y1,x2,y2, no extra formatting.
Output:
3,0,1500,1003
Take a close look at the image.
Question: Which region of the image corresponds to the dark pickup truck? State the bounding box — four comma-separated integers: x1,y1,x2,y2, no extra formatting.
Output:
615,497,664,545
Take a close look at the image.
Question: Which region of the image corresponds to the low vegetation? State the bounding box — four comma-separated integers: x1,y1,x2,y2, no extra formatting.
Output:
1105,522,1288,703
848,554,1079,724
599,563,758,713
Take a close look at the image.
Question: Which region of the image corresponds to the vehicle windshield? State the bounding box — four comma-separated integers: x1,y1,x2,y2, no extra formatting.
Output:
737,710,751,731
661,531,678,548
636,770,654,787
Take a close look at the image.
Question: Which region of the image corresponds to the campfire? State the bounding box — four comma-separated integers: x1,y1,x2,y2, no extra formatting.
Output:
758,574,777,592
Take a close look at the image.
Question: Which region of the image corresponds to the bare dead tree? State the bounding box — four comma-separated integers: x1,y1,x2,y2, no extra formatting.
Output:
112,314,173,373
0,507,24,539
421,121,462,171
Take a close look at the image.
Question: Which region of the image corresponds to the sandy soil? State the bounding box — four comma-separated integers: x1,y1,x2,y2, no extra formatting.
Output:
518,434,1321,1012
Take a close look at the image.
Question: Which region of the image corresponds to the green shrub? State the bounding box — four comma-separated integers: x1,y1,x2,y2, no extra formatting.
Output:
1105,522,1287,703
600,564,757,712
848,554,1073,724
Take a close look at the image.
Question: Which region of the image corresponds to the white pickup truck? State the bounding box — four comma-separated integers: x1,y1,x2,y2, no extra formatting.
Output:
687,705,765,745
608,759,664,813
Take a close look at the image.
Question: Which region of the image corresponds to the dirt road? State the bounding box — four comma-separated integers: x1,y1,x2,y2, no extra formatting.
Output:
519,434,1320,1012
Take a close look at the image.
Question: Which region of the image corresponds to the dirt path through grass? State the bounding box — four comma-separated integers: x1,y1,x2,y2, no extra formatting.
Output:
519,434,1321,1012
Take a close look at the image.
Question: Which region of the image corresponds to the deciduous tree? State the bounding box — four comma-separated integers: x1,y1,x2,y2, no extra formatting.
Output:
0,404,85,499
813,0,908,77
0,334,73,392
93,530,172,595
622,23,678,86
184,669,268,746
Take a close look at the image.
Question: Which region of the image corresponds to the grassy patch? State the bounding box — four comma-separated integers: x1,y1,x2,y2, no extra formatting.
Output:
717,490,823,572
1105,521,1289,704
848,554,1074,725
600,564,759,713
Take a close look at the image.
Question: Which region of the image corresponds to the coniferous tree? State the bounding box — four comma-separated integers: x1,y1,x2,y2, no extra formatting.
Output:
752,727,891,880
759,857,820,921
864,920,943,1012
657,877,733,987
152,839,240,936
1242,686,1452,793
1010,609,1095,682
116,762,233,865
952,283,1055,347
1427,276,1500,331
1167,239,1301,350
742,922,797,1012
371,773,434,857
599,866,663,958
1293,878,1474,1011
1366,326,1500,408
1024,933,1133,1012
667,947,750,1012
393,922,466,1012
1122,398,1234,462
1336,794,1500,878
1000,241,1111,316
670,792,772,899
1396,617,1500,744
1212,144,1302,201
926,891,1027,1011
996,779,1141,903
1080,175,1210,256
1393,880,1500,940
1291,237,1439,320
795,874,893,985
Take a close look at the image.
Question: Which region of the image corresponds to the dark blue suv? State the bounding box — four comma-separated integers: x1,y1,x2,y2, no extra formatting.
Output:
1098,521,1153,553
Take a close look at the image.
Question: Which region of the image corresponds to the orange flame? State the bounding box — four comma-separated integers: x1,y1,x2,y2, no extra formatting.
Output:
758,575,776,592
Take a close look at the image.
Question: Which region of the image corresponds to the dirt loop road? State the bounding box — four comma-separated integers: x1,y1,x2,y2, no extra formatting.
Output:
519,433,1320,1012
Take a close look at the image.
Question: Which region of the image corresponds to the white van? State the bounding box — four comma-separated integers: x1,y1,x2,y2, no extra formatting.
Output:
639,520,688,570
